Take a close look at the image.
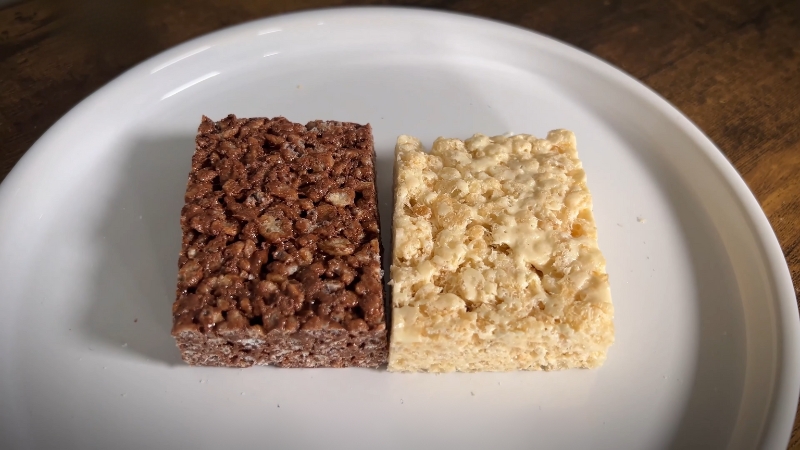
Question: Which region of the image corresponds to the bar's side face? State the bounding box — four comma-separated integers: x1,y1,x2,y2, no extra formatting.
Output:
172,115,387,368
388,131,614,372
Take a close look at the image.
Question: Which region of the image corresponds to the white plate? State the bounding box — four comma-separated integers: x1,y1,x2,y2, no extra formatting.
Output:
0,7,797,450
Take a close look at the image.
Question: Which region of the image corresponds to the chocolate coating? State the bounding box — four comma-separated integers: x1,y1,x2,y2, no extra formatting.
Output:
172,115,387,368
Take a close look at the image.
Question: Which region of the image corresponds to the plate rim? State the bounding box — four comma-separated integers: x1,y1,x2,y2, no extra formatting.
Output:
0,6,797,448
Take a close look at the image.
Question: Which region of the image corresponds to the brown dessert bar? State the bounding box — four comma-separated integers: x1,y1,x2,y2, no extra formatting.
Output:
171,115,388,368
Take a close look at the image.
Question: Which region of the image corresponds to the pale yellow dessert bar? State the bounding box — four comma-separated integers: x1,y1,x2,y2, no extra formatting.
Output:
388,131,614,372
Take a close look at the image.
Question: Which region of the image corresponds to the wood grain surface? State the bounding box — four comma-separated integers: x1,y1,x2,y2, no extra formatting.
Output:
1,0,798,447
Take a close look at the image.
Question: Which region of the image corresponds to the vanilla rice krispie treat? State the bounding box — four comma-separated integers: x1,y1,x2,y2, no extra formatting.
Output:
388,131,614,372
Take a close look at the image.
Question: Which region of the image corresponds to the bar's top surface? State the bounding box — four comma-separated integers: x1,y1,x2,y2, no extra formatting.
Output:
390,131,613,359
173,115,384,337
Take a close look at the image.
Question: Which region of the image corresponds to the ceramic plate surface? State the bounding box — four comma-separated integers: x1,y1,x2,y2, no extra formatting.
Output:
0,8,797,450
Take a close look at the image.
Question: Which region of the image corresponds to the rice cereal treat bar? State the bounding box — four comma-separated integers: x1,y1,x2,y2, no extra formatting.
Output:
388,131,614,372
172,115,388,368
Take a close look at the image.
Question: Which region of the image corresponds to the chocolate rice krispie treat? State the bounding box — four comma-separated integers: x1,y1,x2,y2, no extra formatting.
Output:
172,115,387,368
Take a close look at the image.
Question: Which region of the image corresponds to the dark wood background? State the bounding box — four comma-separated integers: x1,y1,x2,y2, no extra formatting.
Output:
1,0,798,447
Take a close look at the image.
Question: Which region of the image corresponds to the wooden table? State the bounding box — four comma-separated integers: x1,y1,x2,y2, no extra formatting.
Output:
2,0,798,446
